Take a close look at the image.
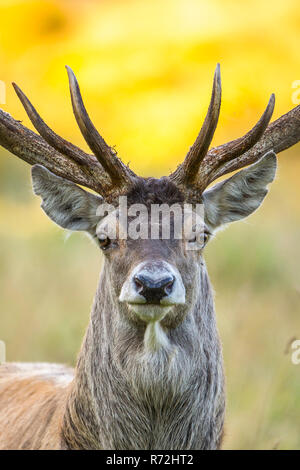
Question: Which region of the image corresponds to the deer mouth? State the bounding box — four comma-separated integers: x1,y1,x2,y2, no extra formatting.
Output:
127,303,173,323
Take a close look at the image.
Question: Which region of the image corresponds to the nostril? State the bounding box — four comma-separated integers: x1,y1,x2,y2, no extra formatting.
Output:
133,276,144,293
164,278,174,296
133,272,175,304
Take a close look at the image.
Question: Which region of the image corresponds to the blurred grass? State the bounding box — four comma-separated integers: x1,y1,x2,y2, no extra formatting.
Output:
0,0,299,450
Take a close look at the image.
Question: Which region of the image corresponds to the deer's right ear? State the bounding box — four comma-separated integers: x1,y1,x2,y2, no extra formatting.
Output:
31,165,103,232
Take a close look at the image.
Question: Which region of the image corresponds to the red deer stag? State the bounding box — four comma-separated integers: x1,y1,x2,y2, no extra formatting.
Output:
0,65,299,449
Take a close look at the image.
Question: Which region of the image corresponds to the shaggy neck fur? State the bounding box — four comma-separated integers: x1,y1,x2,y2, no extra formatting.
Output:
61,260,225,450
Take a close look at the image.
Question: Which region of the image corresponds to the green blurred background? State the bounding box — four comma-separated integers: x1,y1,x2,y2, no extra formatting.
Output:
0,0,299,449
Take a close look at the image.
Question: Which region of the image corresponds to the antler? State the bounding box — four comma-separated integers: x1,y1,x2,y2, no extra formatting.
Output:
169,65,300,195
0,64,299,202
0,67,135,200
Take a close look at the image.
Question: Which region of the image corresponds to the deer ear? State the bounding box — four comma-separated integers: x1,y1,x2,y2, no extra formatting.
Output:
31,165,103,232
202,151,277,230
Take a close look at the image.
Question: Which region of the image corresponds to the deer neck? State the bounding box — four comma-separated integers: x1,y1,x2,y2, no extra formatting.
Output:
62,261,225,450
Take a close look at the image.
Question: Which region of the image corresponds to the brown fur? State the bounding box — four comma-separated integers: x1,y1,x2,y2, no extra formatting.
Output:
0,363,73,449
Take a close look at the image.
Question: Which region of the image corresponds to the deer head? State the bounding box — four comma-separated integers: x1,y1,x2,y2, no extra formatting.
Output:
1,65,299,351
4,65,282,348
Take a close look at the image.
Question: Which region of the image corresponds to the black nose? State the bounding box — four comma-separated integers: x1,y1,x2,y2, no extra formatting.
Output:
134,273,175,304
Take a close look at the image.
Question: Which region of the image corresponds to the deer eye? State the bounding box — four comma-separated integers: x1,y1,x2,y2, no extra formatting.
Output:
202,231,210,244
98,233,111,250
188,231,210,247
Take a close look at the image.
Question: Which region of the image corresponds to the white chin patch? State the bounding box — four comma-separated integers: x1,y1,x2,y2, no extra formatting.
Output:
144,321,169,352
128,304,172,351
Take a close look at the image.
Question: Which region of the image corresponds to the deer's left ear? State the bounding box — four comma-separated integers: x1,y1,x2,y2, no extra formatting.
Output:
202,151,277,230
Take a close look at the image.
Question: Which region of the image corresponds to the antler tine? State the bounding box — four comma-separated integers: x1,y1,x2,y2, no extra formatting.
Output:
207,102,300,184
0,108,111,194
12,82,95,166
203,93,275,174
66,66,130,186
181,63,222,184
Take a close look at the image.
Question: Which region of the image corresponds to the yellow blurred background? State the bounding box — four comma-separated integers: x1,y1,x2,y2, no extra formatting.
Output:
0,0,299,449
